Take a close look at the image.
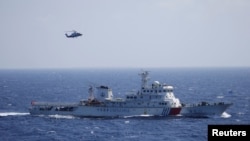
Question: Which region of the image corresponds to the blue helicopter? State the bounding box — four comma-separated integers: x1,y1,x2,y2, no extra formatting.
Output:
65,30,82,38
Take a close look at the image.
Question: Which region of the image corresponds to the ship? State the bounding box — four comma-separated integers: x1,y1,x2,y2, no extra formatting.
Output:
29,71,232,118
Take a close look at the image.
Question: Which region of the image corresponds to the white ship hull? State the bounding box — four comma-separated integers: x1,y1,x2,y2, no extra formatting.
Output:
180,102,233,117
29,71,232,118
29,102,181,117
29,101,231,118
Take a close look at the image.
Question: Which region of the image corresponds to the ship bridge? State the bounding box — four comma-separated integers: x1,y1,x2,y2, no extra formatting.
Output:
124,78,181,107
95,85,113,101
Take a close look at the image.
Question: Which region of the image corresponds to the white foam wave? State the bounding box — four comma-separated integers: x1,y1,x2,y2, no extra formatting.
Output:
0,112,30,117
48,114,76,119
139,114,154,117
216,96,224,99
221,112,231,118
124,114,154,118
125,120,130,124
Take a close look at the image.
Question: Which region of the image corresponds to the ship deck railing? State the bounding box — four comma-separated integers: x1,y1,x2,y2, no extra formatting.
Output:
32,102,79,107
181,102,230,107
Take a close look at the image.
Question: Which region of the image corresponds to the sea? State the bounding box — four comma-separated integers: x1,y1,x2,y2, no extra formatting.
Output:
0,68,249,141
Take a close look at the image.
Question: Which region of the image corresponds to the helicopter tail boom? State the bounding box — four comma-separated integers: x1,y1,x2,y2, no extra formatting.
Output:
65,33,70,37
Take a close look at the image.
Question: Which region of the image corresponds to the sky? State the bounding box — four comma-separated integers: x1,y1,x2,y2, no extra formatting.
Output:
0,0,250,69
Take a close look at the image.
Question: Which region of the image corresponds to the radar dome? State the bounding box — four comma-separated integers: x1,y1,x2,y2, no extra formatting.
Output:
153,81,160,85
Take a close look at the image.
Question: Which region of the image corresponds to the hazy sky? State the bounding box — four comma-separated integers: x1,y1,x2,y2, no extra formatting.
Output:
0,0,250,69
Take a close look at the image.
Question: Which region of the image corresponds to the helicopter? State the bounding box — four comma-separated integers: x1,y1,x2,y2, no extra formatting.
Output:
65,30,82,38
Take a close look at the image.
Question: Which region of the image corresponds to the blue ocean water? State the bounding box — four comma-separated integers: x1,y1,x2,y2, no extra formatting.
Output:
0,68,249,141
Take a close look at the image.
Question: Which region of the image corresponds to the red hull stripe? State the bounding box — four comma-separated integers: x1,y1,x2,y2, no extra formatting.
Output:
169,108,181,115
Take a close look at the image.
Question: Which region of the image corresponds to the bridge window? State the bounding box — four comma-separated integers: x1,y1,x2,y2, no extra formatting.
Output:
167,89,173,92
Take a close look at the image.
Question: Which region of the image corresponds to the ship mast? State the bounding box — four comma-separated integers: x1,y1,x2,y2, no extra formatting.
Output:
88,85,95,101
139,71,150,88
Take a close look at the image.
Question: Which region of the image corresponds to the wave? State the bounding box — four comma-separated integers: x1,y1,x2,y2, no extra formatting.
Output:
221,112,231,118
123,114,154,118
0,112,30,117
216,96,224,99
48,114,77,119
